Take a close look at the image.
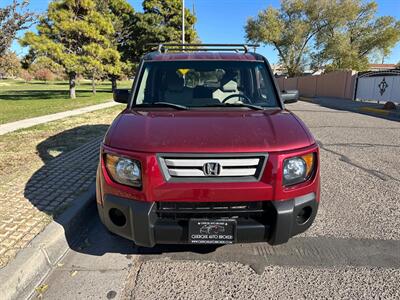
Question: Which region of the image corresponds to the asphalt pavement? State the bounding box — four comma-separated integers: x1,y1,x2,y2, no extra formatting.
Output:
34,101,400,300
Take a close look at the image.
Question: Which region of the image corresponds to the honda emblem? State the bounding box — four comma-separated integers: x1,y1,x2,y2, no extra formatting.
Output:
202,162,222,176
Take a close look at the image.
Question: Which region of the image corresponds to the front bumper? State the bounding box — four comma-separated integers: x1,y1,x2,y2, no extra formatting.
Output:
97,193,318,247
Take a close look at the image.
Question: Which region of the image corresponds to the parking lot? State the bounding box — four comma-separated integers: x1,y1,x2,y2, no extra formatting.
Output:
38,101,400,299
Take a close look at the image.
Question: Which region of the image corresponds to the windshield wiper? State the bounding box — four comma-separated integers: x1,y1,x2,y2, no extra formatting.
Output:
225,103,265,110
203,103,265,110
136,102,189,110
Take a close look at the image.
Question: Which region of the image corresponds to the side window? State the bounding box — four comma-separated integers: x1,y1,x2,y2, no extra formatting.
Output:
136,67,150,104
255,65,268,99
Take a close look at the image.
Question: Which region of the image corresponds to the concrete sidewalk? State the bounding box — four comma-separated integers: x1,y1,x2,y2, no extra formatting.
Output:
0,102,118,135
300,96,400,121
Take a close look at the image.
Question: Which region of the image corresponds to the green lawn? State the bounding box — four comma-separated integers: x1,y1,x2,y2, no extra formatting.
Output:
0,79,132,124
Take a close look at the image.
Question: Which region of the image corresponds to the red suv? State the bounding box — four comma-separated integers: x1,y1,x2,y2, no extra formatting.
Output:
96,44,320,247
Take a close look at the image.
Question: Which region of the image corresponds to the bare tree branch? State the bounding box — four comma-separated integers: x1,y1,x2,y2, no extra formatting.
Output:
0,0,36,55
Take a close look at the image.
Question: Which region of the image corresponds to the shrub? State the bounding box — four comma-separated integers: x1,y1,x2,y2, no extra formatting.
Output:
383,101,397,110
34,68,55,82
20,69,33,82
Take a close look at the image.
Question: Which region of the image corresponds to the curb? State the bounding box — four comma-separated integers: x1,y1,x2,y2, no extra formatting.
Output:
0,183,97,300
299,97,400,121
358,107,400,120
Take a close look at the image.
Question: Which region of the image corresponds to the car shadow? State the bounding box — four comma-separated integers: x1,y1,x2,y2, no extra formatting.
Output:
73,209,221,256
23,124,220,259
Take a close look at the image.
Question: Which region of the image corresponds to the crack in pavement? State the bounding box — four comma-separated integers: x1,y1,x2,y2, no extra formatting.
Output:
122,259,144,300
317,140,400,182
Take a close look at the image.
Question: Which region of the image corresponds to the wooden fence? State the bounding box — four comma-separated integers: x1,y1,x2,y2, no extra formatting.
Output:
276,70,357,100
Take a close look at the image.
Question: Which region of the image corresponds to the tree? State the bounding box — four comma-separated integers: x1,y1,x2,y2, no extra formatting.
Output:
81,44,122,94
0,0,35,56
314,1,400,71
0,51,21,78
245,0,355,77
101,49,124,93
21,0,117,99
130,0,199,62
97,0,135,91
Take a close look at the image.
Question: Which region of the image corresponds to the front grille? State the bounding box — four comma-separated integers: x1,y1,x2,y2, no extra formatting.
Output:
158,153,268,182
156,201,273,220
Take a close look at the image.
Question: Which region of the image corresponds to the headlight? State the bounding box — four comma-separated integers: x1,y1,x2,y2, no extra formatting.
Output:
283,153,315,186
104,154,142,187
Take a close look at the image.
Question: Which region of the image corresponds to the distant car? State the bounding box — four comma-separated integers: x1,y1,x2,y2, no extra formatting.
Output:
96,44,320,247
281,89,299,103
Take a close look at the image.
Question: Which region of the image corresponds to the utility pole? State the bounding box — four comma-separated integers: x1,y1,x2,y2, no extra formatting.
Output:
192,1,196,30
182,0,185,46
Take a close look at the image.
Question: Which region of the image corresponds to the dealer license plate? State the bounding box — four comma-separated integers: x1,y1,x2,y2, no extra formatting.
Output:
189,219,236,244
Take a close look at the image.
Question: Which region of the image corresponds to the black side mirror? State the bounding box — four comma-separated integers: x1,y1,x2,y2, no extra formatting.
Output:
281,90,299,104
113,89,130,103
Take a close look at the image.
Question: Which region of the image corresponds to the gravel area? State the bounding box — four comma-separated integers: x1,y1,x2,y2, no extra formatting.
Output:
292,102,400,240
131,260,400,300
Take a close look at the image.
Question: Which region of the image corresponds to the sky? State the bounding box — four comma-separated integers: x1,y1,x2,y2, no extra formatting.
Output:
7,0,400,65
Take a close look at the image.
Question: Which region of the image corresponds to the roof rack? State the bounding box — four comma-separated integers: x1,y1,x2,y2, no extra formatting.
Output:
147,43,260,54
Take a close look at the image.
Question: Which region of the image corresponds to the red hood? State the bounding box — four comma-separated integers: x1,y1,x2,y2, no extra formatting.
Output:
105,109,314,153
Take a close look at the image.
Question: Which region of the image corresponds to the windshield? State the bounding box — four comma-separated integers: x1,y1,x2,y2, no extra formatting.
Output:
133,60,279,108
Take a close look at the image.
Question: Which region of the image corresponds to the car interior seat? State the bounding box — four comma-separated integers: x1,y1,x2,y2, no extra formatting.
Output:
213,80,240,102
163,72,193,105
